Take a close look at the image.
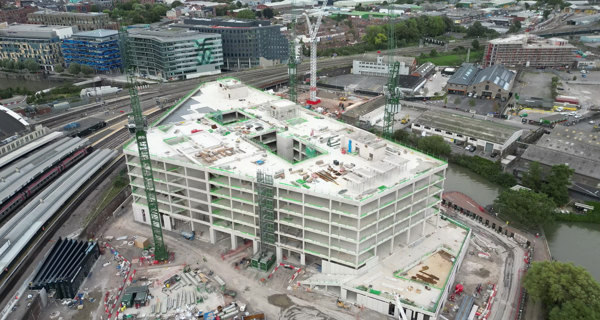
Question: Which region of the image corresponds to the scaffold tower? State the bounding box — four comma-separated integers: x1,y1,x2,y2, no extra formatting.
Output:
251,170,276,271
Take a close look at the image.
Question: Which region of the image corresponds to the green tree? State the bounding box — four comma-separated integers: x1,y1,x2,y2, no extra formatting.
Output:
263,7,274,19
171,0,182,8
429,49,438,57
542,164,574,206
237,9,255,19
23,59,39,72
543,9,551,19
469,99,476,107
508,20,522,33
81,65,94,75
373,33,388,48
471,39,480,50
54,64,64,73
525,2,530,9
417,136,451,158
90,4,100,12
68,63,81,74
393,130,416,145
494,189,555,228
524,261,600,320
521,161,543,192
236,1,242,8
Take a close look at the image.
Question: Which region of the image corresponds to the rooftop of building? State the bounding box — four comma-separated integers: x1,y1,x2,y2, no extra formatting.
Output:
489,34,576,48
447,63,478,86
355,53,416,65
448,63,515,90
0,23,73,36
30,10,107,17
0,105,28,141
181,17,274,28
127,27,213,41
73,29,118,38
303,218,469,313
414,110,523,145
471,64,515,90
521,127,600,180
125,79,445,202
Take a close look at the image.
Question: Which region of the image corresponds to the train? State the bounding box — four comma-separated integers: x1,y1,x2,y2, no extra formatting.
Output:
0,145,94,221
64,121,107,138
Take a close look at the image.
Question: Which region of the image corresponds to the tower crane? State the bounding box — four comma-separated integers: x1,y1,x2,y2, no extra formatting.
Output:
288,2,298,104
119,27,168,262
383,11,402,139
304,2,327,105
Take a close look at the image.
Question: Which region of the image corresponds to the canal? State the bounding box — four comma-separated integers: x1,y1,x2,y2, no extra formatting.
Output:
445,163,600,281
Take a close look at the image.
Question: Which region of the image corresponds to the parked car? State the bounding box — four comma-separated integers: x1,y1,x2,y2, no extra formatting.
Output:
465,145,476,152
491,152,499,158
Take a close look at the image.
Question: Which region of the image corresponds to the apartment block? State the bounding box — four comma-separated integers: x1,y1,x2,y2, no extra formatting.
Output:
27,11,113,31
352,53,416,76
126,27,223,81
0,23,75,71
175,18,288,70
484,34,576,68
0,6,36,24
124,78,470,319
61,29,121,73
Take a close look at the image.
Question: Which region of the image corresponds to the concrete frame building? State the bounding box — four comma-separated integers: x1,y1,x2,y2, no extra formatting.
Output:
127,27,223,81
484,34,576,68
27,11,112,31
175,18,288,70
352,54,416,77
445,63,516,100
124,78,470,319
61,29,121,73
411,110,523,155
0,24,75,71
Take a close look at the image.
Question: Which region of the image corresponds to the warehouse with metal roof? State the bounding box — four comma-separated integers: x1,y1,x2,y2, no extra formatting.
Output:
411,110,524,154
445,63,516,100
520,127,600,188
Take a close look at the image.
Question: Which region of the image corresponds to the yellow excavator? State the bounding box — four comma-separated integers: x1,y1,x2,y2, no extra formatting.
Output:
401,115,410,124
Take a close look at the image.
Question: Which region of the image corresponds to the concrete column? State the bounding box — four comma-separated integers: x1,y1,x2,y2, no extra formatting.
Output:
209,228,216,244
300,253,306,266
341,288,348,300
276,246,283,263
253,240,259,254
231,234,237,249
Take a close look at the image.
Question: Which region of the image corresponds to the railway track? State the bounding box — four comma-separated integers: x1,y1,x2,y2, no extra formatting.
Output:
35,41,474,131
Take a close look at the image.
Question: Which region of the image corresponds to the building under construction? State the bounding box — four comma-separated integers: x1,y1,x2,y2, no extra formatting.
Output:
124,78,470,319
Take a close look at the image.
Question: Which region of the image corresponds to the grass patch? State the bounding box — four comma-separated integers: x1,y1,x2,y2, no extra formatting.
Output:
83,169,129,227
418,50,483,66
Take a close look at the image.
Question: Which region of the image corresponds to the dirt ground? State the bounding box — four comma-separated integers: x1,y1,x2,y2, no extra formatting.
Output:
404,251,454,290
38,201,389,320
298,88,369,118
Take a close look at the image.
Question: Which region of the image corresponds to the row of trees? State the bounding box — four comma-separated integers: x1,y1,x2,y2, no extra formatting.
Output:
0,58,40,72
363,16,455,49
105,1,169,25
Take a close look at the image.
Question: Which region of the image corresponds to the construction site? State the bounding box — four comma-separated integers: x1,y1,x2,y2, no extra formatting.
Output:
110,76,469,319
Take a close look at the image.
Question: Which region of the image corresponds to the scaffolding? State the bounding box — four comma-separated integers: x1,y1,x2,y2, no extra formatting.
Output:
251,170,276,271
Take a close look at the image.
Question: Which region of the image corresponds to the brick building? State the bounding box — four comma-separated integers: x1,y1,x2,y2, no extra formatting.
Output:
484,34,575,68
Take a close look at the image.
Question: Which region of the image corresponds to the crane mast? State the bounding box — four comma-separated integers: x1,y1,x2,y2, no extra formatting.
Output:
119,27,168,262
304,2,327,105
383,11,402,139
288,5,298,104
